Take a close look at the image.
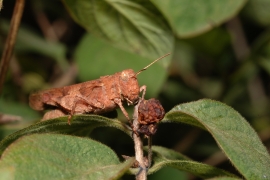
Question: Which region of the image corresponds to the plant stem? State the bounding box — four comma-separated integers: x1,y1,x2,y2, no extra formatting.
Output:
147,136,152,168
133,98,147,180
0,0,25,94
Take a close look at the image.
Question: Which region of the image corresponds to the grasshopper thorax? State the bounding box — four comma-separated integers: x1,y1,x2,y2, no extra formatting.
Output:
119,69,140,105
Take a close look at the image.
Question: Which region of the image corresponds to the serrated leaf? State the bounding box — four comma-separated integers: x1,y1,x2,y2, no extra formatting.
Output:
150,0,246,38
0,114,131,155
75,34,170,97
163,99,270,179
62,0,174,59
130,146,238,179
0,134,134,179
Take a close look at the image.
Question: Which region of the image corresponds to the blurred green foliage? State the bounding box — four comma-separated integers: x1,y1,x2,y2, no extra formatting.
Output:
1,0,270,179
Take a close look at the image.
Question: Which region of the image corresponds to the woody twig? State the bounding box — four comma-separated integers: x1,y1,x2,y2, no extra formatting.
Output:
0,0,25,94
132,97,165,179
133,98,147,180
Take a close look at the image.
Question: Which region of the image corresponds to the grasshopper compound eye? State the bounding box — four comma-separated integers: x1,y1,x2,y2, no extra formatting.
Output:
120,70,129,81
119,53,171,106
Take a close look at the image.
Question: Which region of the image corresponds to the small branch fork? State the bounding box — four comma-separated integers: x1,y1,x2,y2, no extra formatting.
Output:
131,86,163,180
132,98,147,180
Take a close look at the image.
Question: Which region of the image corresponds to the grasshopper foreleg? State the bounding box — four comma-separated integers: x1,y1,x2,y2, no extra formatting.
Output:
140,85,146,100
114,98,130,122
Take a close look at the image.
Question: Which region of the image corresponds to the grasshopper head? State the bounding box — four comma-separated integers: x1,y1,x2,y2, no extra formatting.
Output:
119,69,140,105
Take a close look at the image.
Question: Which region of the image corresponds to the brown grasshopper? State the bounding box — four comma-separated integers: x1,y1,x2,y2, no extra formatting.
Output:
29,53,170,124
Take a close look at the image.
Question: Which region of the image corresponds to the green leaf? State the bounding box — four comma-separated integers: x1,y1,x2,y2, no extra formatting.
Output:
75,34,170,97
243,0,270,26
150,0,246,38
0,20,68,70
0,114,131,155
62,0,174,59
0,167,14,180
207,177,242,180
146,146,238,179
0,134,134,179
148,167,188,180
0,99,41,140
0,99,40,121
184,28,231,56
259,57,270,75
230,61,258,84
163,99,270,179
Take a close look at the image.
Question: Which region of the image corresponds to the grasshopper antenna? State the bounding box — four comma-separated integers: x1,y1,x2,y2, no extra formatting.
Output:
135,53,171,76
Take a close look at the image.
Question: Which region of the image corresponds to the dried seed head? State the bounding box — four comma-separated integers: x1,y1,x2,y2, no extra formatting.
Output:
137,124,158,136
138,98,165,125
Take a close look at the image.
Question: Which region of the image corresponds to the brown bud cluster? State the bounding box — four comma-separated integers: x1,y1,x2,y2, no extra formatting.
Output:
137,98,165,136
138,99,165,125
